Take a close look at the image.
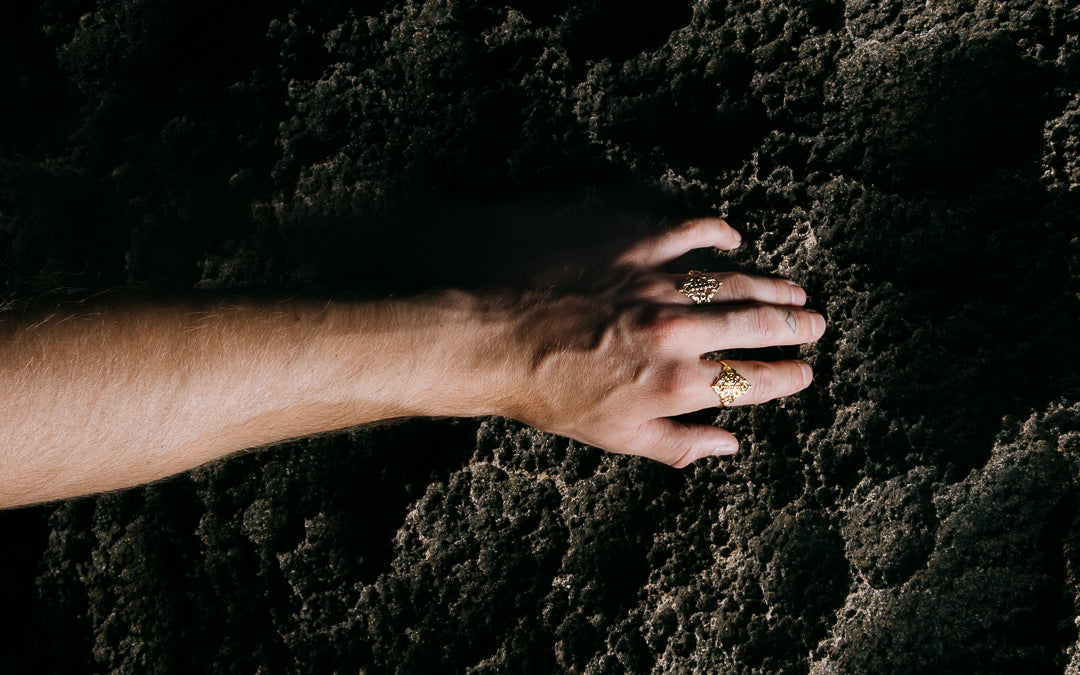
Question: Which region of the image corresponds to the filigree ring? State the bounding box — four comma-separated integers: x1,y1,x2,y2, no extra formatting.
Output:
711,361,751,407
679,270,722,304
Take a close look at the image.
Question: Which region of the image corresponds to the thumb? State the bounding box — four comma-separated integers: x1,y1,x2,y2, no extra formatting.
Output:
625,418,740,468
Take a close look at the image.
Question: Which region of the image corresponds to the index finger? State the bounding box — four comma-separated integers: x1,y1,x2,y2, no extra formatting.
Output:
616,218,742,268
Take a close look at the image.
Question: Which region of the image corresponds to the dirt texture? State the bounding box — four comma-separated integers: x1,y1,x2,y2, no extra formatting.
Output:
2,0,1079,673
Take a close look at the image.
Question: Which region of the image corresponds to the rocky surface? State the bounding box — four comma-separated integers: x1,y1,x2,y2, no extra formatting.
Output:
2,0,1079,672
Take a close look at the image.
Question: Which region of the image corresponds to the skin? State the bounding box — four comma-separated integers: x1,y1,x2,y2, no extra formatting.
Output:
0,218,823,509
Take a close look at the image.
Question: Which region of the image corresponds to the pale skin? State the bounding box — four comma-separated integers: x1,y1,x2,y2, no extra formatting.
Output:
0,218,824,509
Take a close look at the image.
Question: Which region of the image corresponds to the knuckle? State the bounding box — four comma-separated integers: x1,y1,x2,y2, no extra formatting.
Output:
749,363,801,401
655,364,697,402
612,240,648,267
667,425,712,467
654,434,696,468
647,278,675,299
681,217,718,236
669,218,709,244
722,273,750,299
643,309,693,349
768,279,789,304
627,271,667,299
634,422,666,450
611,249,637,267
745,306,778,341
752,365,777,399
682,218,717,241
630,304,674,335
681,218,706,235
669,449,697,469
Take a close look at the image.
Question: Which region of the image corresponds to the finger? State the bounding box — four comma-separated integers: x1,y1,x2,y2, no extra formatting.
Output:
667,304,825,352
622,417,740,468
680,359,813,411
667,271,806,306
617,218,742,268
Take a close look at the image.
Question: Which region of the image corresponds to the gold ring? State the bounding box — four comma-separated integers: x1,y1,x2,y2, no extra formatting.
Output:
679,270,722,304
711,361,751,407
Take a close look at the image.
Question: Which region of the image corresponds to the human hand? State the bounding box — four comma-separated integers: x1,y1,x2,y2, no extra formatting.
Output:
492,217,823,467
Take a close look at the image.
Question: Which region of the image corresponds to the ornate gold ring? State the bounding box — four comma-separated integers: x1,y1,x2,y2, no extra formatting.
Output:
679,270,722,304
711,361,751,407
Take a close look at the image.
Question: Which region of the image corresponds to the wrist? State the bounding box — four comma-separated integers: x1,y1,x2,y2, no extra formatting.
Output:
353,289,519,420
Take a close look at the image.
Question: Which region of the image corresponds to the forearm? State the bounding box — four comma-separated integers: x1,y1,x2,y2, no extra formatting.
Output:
0,291,505,508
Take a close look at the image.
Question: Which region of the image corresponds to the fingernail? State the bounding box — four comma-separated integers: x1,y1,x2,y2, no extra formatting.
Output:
800,362,814,386
811,311,825,337
731,230,742,247
790,285,807,306
712,439,739,456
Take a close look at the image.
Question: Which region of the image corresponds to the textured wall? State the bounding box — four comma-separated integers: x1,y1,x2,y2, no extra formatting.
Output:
2,0,1079,672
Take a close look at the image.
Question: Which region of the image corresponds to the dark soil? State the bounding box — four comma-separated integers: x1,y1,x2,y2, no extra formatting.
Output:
2,0,1079,672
